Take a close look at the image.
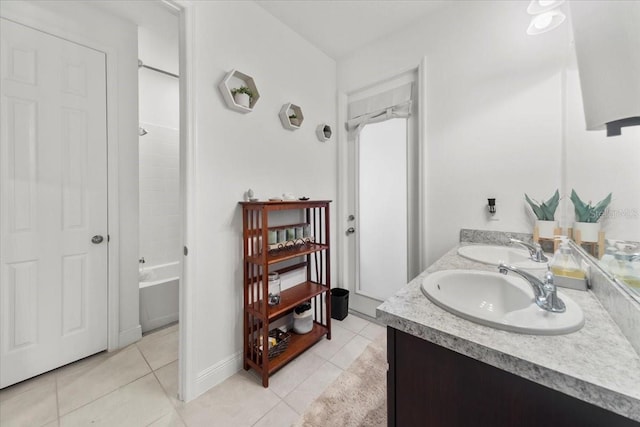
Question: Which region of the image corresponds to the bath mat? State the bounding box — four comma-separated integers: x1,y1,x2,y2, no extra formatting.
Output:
294,334,387,427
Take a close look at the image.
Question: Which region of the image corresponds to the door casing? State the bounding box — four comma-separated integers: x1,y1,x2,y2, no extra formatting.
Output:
337,63,427,318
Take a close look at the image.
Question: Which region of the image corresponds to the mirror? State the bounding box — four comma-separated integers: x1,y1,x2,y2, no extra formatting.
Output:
562,29,640,302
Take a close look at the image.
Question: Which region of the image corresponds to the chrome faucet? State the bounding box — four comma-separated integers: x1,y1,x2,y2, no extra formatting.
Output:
498,264,566,313
509,238,548,263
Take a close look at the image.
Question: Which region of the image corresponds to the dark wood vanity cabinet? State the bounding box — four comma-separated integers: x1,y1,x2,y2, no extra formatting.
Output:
387,327,638,427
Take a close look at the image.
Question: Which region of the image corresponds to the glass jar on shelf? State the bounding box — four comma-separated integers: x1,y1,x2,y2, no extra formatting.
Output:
267,272,281,305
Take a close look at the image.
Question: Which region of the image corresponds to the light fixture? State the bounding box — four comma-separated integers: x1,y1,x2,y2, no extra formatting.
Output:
526,0,565,15
527,10,566,35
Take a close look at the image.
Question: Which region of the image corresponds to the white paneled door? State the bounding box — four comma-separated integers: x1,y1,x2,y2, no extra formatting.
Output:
0,19,108,388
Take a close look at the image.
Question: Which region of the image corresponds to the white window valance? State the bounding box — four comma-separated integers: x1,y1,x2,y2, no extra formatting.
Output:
346,82,413,138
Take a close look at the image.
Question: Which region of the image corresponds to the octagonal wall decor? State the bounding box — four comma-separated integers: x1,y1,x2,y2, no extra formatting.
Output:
316,124,332,142
279,103,304,130
219,69,260,113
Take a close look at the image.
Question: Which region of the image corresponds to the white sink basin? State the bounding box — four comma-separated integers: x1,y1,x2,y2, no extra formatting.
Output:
421,270,584,335
458,245,549,270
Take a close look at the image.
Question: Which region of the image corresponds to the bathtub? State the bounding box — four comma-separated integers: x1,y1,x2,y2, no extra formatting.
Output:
139,261,180,333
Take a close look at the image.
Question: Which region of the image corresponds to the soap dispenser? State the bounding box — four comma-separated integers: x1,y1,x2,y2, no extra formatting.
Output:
551,237,585,280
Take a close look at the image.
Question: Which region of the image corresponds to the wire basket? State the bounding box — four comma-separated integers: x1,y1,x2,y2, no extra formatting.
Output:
256,329,290,359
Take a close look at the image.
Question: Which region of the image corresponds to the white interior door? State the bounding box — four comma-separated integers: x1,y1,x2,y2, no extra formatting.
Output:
1,18,108,388
345,74,419,318
358,119,408,301
347,119,411,317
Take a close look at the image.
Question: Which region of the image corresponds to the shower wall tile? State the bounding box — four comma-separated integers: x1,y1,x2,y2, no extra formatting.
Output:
139,123,181,267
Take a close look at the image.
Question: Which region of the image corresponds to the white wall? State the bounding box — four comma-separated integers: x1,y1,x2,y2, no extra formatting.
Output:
139,124,181,267
139,24,179,129
188,1,337,395
0,0,141,346
338,1,566,266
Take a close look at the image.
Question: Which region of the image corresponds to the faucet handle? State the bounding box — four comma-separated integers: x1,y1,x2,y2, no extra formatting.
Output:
543,267,566,313
544,267,554,286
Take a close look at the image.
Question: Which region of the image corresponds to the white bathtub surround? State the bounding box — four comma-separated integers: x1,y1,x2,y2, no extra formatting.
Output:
139,123,181,267
140,262,180,333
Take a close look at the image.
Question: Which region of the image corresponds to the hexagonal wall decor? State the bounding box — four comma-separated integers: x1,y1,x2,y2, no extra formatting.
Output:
279,103,304,130
218,69,260,113
316,124,332,142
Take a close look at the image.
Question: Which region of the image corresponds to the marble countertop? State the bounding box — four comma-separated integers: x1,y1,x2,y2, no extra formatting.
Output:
377,244,640,422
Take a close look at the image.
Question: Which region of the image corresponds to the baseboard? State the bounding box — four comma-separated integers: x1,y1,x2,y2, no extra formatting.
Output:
119,324,142,348
141,313,179,334
194,351,243,398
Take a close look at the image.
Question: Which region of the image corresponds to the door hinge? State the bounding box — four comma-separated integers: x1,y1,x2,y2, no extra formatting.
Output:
184,246,188,256
107,234,110,242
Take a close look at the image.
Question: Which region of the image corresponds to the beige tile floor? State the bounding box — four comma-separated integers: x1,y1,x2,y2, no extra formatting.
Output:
0,314,385,427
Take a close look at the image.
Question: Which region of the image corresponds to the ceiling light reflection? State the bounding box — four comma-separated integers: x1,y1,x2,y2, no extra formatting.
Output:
527,0,565,15
527,10,566,35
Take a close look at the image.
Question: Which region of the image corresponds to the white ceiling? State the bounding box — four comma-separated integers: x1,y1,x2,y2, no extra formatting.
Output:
91,0,451,61
89,0,179,36
255,0,451,59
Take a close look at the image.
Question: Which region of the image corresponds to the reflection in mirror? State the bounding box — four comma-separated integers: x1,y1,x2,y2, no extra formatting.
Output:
561,1,640,305
596,240,640,302
571,238,640,304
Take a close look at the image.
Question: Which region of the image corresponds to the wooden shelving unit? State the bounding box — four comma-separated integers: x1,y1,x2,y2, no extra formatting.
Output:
240,200,331,387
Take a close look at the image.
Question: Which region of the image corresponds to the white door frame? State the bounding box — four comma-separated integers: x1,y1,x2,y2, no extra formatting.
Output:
337,59,428,316
171,0,196,403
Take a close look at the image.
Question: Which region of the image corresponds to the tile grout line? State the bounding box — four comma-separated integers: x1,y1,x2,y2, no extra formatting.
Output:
135,342,156,373
282,398,302,417
54,372,61,426
59,332,177,426
248,391,285,427
57,369,155,418
143,328,183,426
279,328,378,424
149,366,189,427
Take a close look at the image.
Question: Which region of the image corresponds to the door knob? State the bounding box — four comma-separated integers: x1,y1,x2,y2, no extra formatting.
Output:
346,227,356,235
91,235,104,244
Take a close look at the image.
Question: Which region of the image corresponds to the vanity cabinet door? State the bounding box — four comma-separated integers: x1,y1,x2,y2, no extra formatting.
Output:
387,328,637,427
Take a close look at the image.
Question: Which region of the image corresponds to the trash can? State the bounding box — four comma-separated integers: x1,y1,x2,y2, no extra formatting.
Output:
330,288,349,320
